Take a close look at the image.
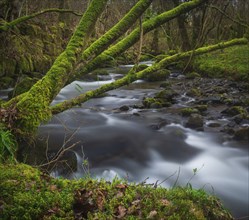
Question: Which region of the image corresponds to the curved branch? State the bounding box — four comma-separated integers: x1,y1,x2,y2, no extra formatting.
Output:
0,8,82,32
209,5,249,29
51,38,248,114
73,0,208,80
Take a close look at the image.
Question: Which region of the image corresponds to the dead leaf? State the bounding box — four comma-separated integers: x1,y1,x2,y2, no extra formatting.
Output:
160,199,170,206
132,199,140,206
49,185,57,191
97,195,104,211
116,184,128,189
117,205,127,218
115,191,124,198
147,210,157,219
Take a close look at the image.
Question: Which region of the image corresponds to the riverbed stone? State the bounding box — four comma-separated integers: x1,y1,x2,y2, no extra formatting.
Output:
185,114,204,130
233,127,249,141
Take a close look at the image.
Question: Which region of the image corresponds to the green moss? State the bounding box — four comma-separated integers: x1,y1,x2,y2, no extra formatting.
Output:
186,71,201,79
192,45,249,81
0,163,234,220
186,88,202,97
181,107,200,116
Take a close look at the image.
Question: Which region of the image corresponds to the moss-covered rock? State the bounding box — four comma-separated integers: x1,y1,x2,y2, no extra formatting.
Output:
221,106,248,118
0,163,234,220
181,107,200,116
145,69,170,82
233,127,249,140
185,71,201,79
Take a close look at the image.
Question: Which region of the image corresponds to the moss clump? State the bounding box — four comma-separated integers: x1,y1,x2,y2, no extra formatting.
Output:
186,88,202,97
0,163,233,220
181,107,200,116
186,71,201,79
192,45,249,82
143,97,164,108
222,106,248,118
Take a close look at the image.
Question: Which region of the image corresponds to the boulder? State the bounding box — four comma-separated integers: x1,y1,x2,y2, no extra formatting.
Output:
186,114,204,130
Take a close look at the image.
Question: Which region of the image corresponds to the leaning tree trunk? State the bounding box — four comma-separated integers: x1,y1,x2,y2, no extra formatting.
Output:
1,0,108,136
51,37,248,114
73,0,208,80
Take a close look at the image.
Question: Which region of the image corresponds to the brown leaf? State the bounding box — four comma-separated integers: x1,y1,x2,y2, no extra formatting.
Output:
97,195,104,211
160,199,170,206
131,199,140,206
117,205,127,218
147,210,157,219
116,184,128,189
115,191,124,198
49,185,57,191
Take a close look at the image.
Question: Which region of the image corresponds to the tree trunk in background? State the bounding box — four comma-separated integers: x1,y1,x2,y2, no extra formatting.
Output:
172,0,191,51
74,0,207,79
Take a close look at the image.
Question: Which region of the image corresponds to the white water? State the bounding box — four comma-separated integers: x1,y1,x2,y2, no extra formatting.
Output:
35,70,249,218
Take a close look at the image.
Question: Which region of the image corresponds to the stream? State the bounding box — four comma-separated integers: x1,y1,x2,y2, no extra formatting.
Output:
1,64,248,218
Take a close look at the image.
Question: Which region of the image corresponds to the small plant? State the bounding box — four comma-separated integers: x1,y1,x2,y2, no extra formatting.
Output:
0,125,17,163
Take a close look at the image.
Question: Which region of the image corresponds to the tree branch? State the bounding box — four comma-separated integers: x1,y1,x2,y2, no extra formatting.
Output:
0,8,82,32
209,5,249,29
73,0,208,80
51,37,248,114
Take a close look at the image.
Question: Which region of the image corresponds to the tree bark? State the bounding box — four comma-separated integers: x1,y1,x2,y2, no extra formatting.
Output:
2,0,108,135
51,37,248,114
73,0,208,80
80,0,153,63
0,8,82,32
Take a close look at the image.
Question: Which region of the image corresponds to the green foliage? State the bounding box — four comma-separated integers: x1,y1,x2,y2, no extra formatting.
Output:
193,45,249,81
0,163,234,220
0,125,17,163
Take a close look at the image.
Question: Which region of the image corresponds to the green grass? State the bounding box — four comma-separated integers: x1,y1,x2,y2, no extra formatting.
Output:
192,45,249,81
0,163,234,220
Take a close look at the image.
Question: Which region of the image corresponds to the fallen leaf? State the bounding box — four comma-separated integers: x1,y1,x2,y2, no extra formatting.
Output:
160,199,170,206
132,199,140,206
49,185,57,191
116,184,128,189
117,205,127,218
147,210,157,219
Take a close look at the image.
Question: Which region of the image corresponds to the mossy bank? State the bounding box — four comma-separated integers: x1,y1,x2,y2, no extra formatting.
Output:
191,45,249,82
0,163,234,220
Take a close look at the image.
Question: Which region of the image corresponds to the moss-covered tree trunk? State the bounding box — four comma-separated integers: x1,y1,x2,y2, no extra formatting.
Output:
51,37,248,114
2,0,108,136
73,0,208,80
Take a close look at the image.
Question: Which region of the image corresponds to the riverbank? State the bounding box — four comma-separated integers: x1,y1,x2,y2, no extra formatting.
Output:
0,163,234,219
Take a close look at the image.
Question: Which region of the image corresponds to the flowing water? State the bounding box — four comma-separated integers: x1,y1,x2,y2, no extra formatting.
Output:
1,65,248,218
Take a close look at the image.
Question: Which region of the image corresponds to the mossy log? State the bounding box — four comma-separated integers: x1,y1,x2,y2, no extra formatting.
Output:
51,37,248,114
2,0,108,136
0,8,82,32
81,0,153,62
73,0,208,79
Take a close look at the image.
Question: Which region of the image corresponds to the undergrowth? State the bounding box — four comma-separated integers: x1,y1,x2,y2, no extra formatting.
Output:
192,45,249,81
0,163,234,220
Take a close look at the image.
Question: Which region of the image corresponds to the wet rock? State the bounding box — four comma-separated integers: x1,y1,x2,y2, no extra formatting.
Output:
119,105,129,111
155,89,178,102
185,114,204,130
221,106,247,117
233,127,249,141
208,122,221,128
196,96,222,105
185,72,200,79
186,88,201,97
149,120,169,130
181,108,199,117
